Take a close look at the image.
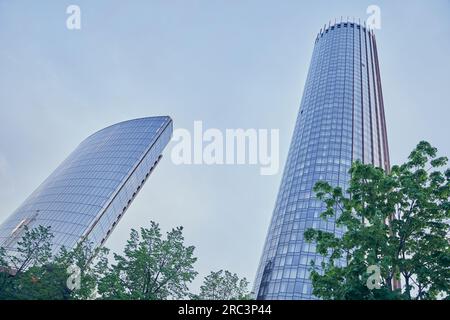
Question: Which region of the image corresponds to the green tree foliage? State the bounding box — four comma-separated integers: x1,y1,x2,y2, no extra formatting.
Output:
304,141,450,300
0,225,107,299
10,225,53,274
0,225,71,299
0,222,197,300
55,242,109,300
98,221,197,300
196,270,252,300
0,246,12,297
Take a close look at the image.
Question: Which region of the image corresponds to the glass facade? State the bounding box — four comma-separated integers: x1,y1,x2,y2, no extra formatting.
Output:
254,22,390,300
0,116,173,254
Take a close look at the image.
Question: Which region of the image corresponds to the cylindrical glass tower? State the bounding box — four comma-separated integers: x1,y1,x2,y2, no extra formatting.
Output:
254,21,390,299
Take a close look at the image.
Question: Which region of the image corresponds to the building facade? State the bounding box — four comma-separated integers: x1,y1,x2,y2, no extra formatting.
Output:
254,22,390,299
0,116,172,254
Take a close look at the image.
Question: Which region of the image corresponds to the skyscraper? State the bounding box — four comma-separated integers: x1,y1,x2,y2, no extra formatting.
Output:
254,21,390,299
0,116,173,254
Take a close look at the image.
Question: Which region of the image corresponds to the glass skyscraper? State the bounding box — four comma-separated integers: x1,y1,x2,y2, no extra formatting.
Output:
254,21,390,299
0,116,172,254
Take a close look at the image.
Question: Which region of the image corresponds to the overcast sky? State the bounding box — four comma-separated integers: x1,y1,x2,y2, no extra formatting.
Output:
0,0,449,293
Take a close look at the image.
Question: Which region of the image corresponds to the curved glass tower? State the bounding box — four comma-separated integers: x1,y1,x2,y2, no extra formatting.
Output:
254,21,390,299
0,116,172,254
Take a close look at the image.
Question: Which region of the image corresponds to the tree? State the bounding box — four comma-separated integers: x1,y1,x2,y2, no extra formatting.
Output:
98,221,197,300
0,225,108,300
196,270,252,300
0,247,10,297
0,225,73,299
0,221,201,300
54,241,109,300
304,141,450,300
10,225,53,274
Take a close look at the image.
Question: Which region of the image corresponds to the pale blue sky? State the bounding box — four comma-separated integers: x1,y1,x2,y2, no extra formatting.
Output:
0,0,449,293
